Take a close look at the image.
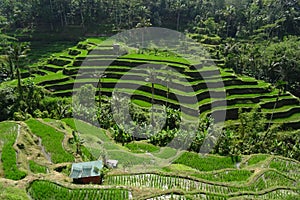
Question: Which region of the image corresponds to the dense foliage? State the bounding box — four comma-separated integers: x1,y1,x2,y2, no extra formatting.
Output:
0,122,27,180
215,108,300,161
0,0,299,38
224,36,300,96
0,81,72,121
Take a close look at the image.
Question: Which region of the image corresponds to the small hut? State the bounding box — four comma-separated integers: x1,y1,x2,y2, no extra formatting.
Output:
106,159,118,168
70,160,103,184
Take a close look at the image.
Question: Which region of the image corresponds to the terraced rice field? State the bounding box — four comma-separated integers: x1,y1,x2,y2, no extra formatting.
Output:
25,119,74,163
27,38,300,128
24,151,299,199
28,180,129,200
102,153,300,199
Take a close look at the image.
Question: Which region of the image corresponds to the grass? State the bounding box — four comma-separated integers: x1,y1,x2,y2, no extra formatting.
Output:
191,169,253,182
124,141,160,153
62,118,121,158
0,122,27,180
152,147,178,159
262,105,300,112
162,163,199,173
42,118,68,130
120,53,192,65
86,37,109,44
62,118,111,143
26,119,74,163
0,182,29,200
246,154,269,166
32,71,69,84
28,180,128,200
29,160,47,174
273,112,300,123
28,41,77,65
173,152,237,171
131,99,152,107
106,151,152,166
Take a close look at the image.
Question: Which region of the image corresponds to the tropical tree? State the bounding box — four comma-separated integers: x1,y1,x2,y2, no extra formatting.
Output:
95,72,106,110
145,66,157,127
162,65,175,107
72,130,85,156
136,18,152,50
6,42,30,99
266,80,286,133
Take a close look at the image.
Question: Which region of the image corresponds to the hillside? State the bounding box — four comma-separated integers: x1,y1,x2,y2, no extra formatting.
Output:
0,119,299,200
1,0,300,199
21,38,300,129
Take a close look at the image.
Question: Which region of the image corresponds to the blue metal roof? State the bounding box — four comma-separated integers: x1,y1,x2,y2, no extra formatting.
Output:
70,160,103,179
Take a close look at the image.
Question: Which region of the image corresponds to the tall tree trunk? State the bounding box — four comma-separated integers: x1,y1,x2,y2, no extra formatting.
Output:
16,64,22,100
9,59,14,79
264,89,281,140
151,82,154,127
49,0,54,31
177,12,180,31
99,82,102,110
80,8,85,28
166,87,169,107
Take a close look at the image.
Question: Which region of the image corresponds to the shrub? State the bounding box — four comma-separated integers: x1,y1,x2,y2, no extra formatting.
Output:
13,112,26,121
68,49,81,56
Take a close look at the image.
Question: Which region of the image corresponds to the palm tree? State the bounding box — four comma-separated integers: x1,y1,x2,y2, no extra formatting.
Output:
7,42,30,100
145,67,156,127
95,72,106,110
72,130,85,156
163,65,174,107
136,18,152,50
0,34,16,80
265,80,286,138
172,0,186,31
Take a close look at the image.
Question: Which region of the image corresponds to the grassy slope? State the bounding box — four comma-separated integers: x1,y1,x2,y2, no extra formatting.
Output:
25,119,74,163
0,119,298,199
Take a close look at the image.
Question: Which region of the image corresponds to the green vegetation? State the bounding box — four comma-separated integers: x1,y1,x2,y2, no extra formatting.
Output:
28,180,129,200
28,41,76,65
191,169,253,182
26,119,74,163
106,151,151,166
173,152,238,171
105,169,297,193
247,154,269,166
0,1,300,199
29,160,47,174
0,122,27,180
153,147,178,159
0,182,29,200
62,118,111,143
125,141,159,153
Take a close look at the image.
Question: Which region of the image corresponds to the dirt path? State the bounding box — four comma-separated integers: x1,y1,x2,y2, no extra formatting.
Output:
38,137,52,163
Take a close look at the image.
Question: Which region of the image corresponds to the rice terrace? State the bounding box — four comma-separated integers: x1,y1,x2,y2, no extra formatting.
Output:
0,0,300,199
